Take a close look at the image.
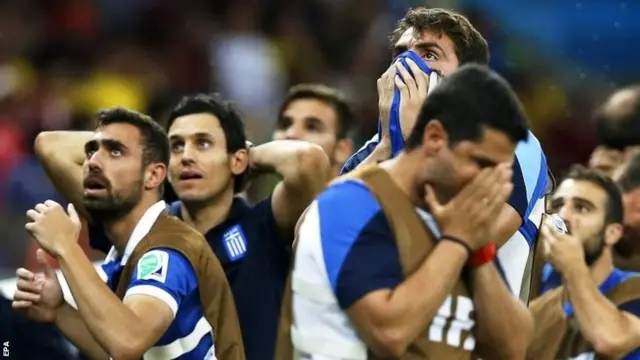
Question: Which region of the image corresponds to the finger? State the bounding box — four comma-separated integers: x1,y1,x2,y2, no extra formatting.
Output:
12,300,34,309
424,184,443,215
34,203,48,212
16,268,35,281
44,200,61,209
67,203,81,227
405,59,429,97
457,168,496,206
394,75,409,96
26,209,41,221
16,278,41,293
395,62,415,97
13,288,41,303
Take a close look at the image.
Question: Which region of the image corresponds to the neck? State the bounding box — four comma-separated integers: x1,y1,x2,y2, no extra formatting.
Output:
590,249,615,285
379,153,424,207
180,187,235,234
104,196,160,255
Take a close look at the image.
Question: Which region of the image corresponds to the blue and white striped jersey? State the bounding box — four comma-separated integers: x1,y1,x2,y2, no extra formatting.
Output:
99,201,216,360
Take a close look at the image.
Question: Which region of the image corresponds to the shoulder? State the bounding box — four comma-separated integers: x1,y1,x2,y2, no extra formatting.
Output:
316,179,381,224
134,249,195,281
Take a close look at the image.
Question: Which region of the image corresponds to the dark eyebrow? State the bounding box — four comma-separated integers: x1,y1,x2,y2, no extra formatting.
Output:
85,139,129,154
169,132,214,141
413,41,446,58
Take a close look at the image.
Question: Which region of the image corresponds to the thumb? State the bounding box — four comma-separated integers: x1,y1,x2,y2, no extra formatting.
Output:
67,203,81,226
36,249,56,278
424,185,443,216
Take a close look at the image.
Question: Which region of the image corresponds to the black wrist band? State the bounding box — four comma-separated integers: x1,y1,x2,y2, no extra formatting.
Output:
440,234,473,257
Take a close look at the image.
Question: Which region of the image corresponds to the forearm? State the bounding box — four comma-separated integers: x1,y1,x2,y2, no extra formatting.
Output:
34,131,92,218
55,304,109,360
564,264,627,347
472,262,533,359
57,244,144,358
381,242,468,343
250,140,328,180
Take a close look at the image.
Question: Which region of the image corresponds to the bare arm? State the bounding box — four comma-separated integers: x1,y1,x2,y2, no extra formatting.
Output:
494,205,523,248
346,241,469,358
564,264,640,358
57,244,174,360
472,262,534,359
251,140,331,237
55,304,110,360
34,131,93,219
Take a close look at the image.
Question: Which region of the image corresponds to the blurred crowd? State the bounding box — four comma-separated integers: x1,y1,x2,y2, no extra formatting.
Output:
0,0,636,273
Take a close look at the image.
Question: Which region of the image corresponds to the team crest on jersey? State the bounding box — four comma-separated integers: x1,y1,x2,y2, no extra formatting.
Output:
223,225,248,261
137,250,169,283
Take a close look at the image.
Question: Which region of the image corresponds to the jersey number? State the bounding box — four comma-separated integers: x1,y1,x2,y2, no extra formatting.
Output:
428,295,475,350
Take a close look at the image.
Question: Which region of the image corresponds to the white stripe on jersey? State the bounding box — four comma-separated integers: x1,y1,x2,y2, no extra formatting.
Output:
144,316,213,359
125,285,179,316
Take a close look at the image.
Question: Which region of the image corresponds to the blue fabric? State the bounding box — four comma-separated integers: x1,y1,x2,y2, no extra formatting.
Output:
384,51,434,157
316,180,383,289
340,136,379,175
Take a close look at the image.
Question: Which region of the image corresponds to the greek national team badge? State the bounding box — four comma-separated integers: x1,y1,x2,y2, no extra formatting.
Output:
223,225,248,261
137,250,169,283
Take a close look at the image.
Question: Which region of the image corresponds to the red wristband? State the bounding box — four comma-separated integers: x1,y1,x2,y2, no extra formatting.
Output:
469,243,497,267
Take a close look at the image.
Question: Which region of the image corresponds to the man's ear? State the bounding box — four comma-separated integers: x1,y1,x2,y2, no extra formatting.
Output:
605,222,624,247
420,119,448,155
145,163,167,190
230,149,249,176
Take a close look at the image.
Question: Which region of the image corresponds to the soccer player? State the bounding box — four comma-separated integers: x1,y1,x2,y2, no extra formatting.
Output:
273,84,354,178
529,166,640,359
13,108,243,359
245,84,355,203
290,65,533,359
34,94,331,360
610,153,640,271
342,7,549,299
589,85,640,177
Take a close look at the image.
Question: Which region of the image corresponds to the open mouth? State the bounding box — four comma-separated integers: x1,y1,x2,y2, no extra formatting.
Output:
179,171,203,181
83,178,108,191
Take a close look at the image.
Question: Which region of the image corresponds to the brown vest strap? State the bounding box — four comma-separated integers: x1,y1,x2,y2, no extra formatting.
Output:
606,276,640,306
359,167,436,275
527,218,546,304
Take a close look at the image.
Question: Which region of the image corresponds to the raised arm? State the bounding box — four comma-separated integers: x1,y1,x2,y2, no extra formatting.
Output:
251,140,331,236
34,131,93,219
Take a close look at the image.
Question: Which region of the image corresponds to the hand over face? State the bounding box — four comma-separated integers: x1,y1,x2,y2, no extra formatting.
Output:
425,163,513,250
540,216,587,274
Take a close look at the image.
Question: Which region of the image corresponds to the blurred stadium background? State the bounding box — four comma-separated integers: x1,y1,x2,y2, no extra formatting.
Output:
0,0,639,282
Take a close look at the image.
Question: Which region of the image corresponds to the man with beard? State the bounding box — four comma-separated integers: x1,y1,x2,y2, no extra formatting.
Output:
528,165,640,359
612,153,640,271
589,85,640,177
286,65,533,359
33,94,330,360
341,7,549,300
12,108,243,360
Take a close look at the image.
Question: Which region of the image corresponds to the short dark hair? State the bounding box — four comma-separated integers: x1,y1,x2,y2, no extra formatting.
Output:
405,64,528,150
563,164,624,225
616,153,640,193
167,93,248,193
278,84,355,139
389,7,489,65
593,85,640,150
97,107,169,168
